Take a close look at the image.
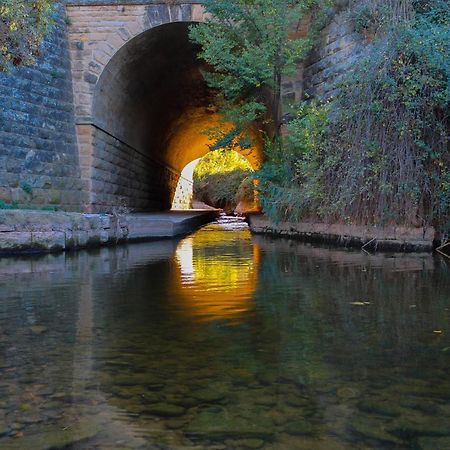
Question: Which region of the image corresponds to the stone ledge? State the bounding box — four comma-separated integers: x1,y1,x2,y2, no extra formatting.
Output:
247,214,436,252
0,209,219,255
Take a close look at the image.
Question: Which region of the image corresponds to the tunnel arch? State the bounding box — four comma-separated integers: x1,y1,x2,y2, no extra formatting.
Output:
85,21,262,213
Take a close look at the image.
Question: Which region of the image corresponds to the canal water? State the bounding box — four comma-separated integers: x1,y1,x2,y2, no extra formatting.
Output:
0,217,450,449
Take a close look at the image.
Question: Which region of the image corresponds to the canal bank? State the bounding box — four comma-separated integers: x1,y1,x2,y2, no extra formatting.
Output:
0,209,220,255
247,214,437,252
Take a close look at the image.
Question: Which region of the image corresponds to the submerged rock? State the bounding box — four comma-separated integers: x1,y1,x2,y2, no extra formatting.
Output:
336,387,360,400
30,326,47,335
283,420,315,436
285,395,310,408
144,402,185,417
2,418,101,449
185,411,274,440
357,399,404,417
0,422,9,437
390,417,450,438
235,438,265,449
255,396,277,407
417,436,450,450
172,396,199,408
193,385,228,403
348,417,401,444
165,418,188,430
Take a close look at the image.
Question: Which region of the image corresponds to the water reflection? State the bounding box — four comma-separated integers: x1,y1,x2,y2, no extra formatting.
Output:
173,224,259,323
0,221,449,449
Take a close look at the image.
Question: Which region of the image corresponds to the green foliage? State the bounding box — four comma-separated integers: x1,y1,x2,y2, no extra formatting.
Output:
189,0,327,150
0,200,18,210
0,0,55,72
194,150,253,179
256,102,328,222
323,0,449,228
193,150,253,211
256,0,450,232
20,182,33,196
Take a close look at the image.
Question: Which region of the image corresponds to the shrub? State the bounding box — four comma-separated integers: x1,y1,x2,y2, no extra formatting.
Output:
193,150,253,212
256,0,450,233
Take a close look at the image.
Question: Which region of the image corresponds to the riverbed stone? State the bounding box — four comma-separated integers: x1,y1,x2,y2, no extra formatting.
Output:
336,387,360,400
255,395,277,407
165,418,188,430
143,402,185,418
234,438,265,449
185,411,274,440
172,396,199,408
4,418,101,449
389,417,450,438
0,422,9,436
193,385,228,403
284,419,315,436
416,436,450,450
357,399,404,417
30,326,48,335
285,395,310,408
348,417,401,444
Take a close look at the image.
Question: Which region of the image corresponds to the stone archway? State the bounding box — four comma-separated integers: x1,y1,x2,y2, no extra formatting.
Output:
67,3,262,213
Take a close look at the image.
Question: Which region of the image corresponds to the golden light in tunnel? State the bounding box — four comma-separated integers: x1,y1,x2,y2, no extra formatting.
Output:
171,229,261,323
165,107,263,172
167,107,263,209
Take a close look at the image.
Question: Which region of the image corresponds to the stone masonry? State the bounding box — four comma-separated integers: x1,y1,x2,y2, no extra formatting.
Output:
303,4,365,100
0,6,83,211
79,125,180,212
0,0,366,214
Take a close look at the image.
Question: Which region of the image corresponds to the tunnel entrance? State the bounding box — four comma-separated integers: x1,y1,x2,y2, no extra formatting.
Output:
88,22,262,213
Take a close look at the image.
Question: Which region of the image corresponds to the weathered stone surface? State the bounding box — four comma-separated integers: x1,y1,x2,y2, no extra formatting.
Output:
302,6,365,100
247,214,435,252
0,232,33,252
0,210,217,254
0,5,82,212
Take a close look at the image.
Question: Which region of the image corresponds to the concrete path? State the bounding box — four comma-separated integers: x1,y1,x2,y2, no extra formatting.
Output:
127,210,221,239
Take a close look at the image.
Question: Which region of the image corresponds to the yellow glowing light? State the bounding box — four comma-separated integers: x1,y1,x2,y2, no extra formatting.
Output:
171,230,261,323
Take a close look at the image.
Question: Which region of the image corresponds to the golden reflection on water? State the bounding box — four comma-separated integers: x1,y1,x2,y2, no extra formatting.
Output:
172,228,260,323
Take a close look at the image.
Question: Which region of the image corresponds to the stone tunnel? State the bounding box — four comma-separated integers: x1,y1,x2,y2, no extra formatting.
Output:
68,4,263,213
0,1,359,213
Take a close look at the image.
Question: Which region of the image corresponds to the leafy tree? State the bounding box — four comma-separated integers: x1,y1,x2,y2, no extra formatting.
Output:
0,0,55,72
189,0,325,150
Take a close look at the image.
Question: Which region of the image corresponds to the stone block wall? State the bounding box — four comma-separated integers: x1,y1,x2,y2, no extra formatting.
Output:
0,6,83,211
302,5,365,100
82,125,179,213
